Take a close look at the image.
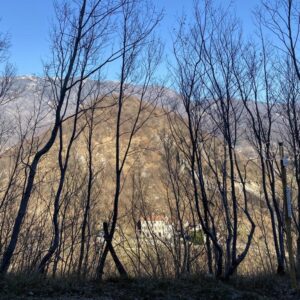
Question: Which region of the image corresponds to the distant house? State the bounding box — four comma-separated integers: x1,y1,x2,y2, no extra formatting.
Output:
137,215,173,240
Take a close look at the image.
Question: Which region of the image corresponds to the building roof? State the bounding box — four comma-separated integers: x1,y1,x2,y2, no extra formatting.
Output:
140,215,169,222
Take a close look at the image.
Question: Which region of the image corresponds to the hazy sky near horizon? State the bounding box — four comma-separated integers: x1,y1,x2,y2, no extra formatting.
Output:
0,0,260,77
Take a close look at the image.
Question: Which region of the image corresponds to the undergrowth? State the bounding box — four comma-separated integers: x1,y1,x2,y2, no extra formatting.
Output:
0,272,299,299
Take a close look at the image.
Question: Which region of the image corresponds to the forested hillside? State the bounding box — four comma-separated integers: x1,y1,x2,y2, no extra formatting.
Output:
1,0,300,299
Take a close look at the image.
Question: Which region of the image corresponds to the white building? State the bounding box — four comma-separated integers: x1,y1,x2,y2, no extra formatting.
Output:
137,215,173,240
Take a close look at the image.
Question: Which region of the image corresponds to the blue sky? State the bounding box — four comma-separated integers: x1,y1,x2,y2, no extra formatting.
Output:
0,0,260,77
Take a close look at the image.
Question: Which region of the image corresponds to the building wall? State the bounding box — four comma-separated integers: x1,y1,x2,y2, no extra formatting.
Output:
140,220,173,239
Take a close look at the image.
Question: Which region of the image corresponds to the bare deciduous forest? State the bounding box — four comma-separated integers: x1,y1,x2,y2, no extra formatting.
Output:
1,0,300,299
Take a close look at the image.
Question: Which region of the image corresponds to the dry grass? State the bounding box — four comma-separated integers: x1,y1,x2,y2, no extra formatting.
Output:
1,273,300,299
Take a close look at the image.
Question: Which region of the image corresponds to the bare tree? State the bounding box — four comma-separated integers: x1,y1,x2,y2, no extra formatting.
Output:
168,0,256,279
97,0,163,279
260,0,300,274
0,0,125,275
77,81,109,277
169,2,222,276
0,25,15,108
